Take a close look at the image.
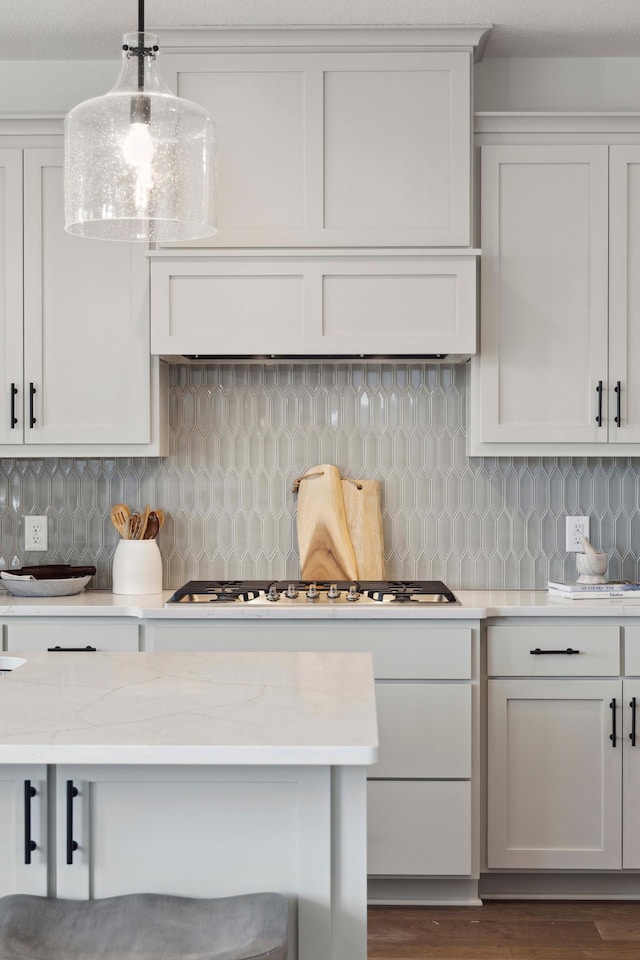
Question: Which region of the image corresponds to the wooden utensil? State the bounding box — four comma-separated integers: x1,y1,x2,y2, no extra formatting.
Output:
110,504,131,539
127,512,143,541
138,504,151,540
154,508,165,529
341,477,385,580
296,464,358,581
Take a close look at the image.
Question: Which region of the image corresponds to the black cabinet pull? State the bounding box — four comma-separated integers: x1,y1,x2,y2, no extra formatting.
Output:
29,383,36,428
10,383,18,428
530,647,580,655
610,698,617,747
66,780,79,865
596,380,603,426
615,380,622,427
47,645,97,652
631,698,637,747
24,780,37,865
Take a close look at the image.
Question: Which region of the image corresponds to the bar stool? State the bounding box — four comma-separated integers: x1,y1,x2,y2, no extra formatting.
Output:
0,891,288,959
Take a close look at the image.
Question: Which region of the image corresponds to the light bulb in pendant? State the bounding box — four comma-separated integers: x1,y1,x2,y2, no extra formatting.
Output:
123,121,154,207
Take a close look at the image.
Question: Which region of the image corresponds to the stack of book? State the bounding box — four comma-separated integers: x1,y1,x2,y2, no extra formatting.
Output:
548,580,640,599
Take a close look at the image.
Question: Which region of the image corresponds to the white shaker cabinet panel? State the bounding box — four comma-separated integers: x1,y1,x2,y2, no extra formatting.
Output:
368,781,472,876
6,619,140,652
0,151,24,447
487,678,621,870
623,680,640,868
608,147,640,443
0,765,47,897
23,150,151,445
374,682,471,778
472,145,609,446
163,51,472,248
150,254,477,358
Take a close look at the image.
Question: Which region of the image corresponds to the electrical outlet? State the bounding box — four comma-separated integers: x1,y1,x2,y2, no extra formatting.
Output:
566,516,590,552
24,515,48,552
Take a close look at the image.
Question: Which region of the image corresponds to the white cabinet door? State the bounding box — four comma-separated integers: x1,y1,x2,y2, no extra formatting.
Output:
623,680,640,867
163,51,471,248
0,764,47,896
476,145,609,445
22,149,152,445
0,150,24,446
368,780,472,876
609,147,640,443
6,620,140,652
374,681,471,778
487,678,621,870
55,765,336,960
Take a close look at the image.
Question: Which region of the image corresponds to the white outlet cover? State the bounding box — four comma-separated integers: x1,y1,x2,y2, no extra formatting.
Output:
24,515,48,551
565,516,589,552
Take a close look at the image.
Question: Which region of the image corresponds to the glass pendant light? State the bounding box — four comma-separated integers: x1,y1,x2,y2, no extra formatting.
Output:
64,0,216,242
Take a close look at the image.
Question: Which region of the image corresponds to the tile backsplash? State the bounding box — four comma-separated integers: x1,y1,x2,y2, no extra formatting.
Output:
1,362,639,590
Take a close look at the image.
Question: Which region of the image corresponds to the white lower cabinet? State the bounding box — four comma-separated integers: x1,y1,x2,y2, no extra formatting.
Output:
145,619,476,880
5,619,140,652
487,621,640,875
0,764,47,896
487,677,622,869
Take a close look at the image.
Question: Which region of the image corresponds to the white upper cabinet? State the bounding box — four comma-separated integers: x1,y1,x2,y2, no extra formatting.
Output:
0,126,167,456
469,116,640,456
472,143,609,449
158,27,490,249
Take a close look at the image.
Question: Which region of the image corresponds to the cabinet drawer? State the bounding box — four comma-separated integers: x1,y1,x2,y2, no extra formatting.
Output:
6,620,139,652
487,624,620,676
625,626,640,675
373,682,471,778
146,621,472,679
367,781,471,876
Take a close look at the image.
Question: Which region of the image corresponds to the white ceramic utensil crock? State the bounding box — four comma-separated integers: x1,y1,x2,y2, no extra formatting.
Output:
112,539,162,595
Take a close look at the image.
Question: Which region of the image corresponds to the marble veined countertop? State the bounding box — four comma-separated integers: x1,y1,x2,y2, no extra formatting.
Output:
0,650,378,766
1,588,640,618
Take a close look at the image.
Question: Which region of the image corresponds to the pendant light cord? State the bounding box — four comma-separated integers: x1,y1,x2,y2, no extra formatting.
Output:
137,0,145,91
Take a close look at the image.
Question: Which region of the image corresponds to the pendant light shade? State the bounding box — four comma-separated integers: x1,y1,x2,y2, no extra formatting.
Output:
64,25,217,242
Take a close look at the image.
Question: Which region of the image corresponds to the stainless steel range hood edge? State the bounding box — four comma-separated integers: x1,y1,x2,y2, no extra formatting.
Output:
160,353,472,364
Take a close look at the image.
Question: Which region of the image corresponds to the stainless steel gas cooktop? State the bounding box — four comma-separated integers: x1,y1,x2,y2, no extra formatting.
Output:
166,580,459,605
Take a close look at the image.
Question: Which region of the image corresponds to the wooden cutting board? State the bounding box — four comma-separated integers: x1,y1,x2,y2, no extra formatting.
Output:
296,464,358,581
296,465,385,581
341,477,386,581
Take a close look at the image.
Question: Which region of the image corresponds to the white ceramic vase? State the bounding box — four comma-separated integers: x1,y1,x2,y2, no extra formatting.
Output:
112,539,163,595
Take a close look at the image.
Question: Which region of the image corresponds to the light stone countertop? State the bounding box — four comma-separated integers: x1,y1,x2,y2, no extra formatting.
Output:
1,588,640,618
0,650,378,766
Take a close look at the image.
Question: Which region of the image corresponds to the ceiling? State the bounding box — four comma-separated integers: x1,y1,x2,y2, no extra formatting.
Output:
3,0,640,61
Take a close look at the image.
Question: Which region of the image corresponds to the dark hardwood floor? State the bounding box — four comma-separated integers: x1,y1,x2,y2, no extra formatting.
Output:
368,901,640,958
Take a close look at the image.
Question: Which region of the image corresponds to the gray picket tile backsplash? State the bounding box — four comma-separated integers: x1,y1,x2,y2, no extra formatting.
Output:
1,362,640,590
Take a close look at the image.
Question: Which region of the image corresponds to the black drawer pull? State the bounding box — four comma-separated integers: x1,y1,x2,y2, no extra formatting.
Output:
610,698,617,747
24,780,37,865
29,383,36,428
631,698,637,747
530,647,580,655
47,646,97,652
66,780,79,865
596,380,603,426
615,380,622,427
10,383,18,428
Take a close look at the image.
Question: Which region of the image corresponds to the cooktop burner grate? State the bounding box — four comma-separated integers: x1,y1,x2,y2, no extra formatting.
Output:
166,579,458,604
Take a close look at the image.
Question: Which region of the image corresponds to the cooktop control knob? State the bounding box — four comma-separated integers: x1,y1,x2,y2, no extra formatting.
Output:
346,585,360,602
286,584,299,599
327,583,341,600
267,585,280,602
306,583,319,600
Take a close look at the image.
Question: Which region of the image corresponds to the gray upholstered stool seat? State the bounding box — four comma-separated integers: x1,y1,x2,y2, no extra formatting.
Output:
0,891,288,960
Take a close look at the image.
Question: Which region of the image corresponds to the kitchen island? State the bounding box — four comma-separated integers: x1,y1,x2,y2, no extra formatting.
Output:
0,650,378,960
